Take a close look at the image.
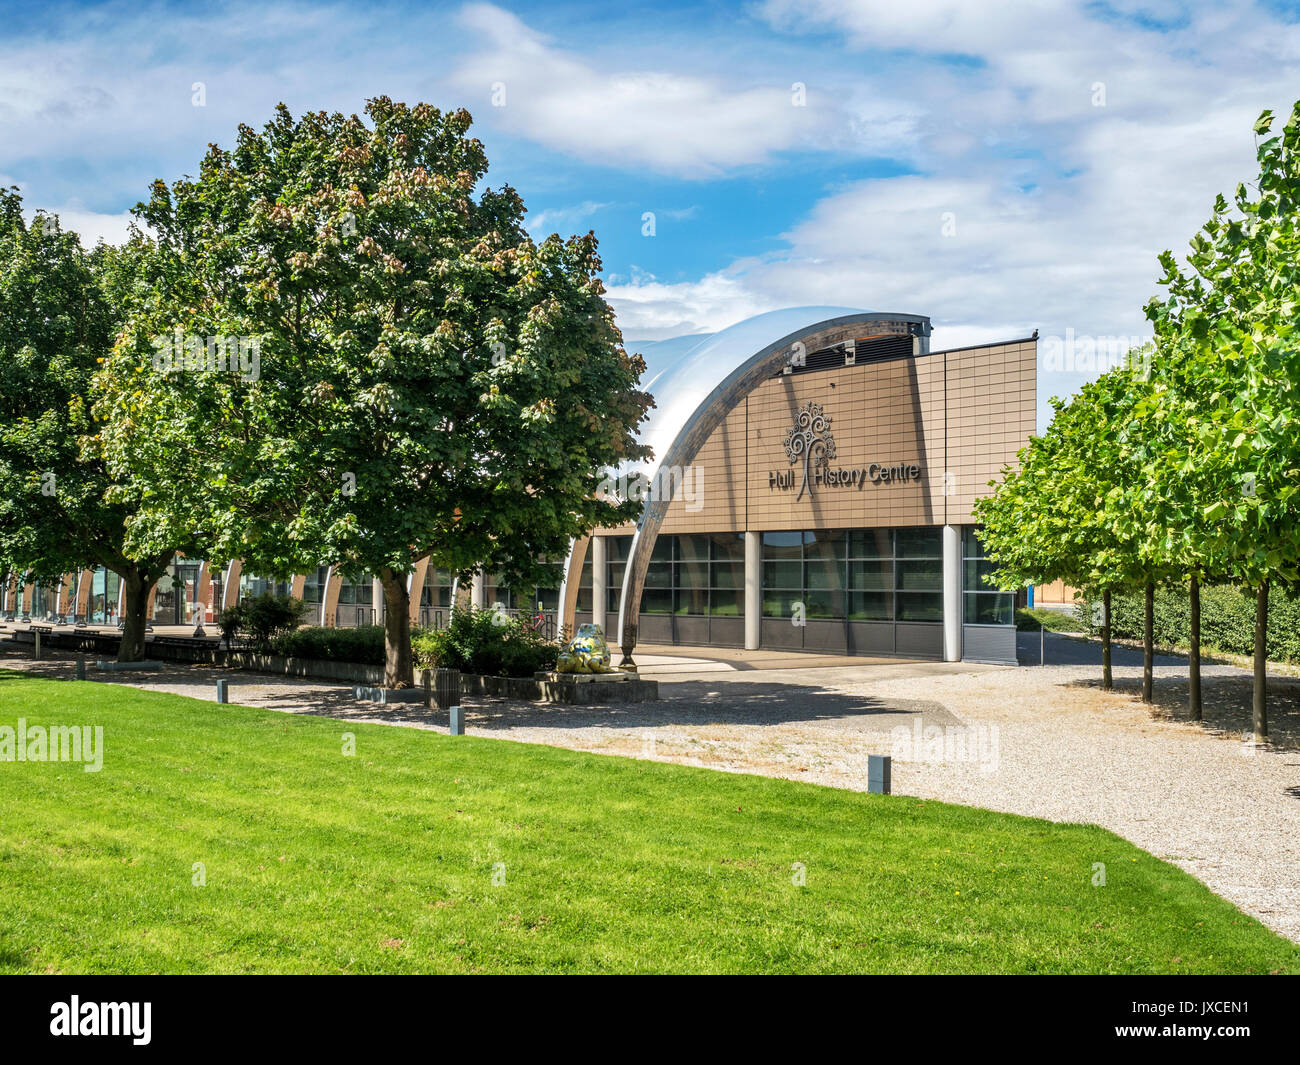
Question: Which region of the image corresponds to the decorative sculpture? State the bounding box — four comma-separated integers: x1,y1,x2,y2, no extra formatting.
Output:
555,623,616,674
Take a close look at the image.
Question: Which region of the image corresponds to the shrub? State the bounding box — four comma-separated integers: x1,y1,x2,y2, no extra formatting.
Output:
411,605,559,676
1076,581,1300,663
271,625,386,665
219,593,309,652
1016,607,1084,633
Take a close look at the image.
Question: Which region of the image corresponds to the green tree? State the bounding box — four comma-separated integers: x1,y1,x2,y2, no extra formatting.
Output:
1145,102,1300,741
96,100,652,686
0,189,178,660
976,361,1162,694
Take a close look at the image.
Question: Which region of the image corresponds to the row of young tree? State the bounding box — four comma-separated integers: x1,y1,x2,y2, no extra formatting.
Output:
975,102,1300,742
0,99,652,686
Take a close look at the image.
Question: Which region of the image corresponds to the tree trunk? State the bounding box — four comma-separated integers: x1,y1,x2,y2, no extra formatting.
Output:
380,567,414,689
118,570,152,663
1253,579,1268,743
1141,578,1154,704
1188,572,1201,721
1101,588,1113,691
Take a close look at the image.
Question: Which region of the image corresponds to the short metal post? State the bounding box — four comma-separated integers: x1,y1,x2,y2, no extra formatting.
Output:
867,754,891,795
216,678,228,704
75,658,86,680
1040,624,1046,666
33,630,40,660
423,669,432,709
449,706,464,736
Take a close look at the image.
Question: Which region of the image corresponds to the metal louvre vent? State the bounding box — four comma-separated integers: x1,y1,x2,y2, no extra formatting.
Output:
774,333,914,377
854,334,914,364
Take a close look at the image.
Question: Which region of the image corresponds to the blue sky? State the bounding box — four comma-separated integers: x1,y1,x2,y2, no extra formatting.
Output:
3,0,1299,429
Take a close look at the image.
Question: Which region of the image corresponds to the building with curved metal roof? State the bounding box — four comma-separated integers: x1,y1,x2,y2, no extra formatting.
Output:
3,308,1035,668
557,306,1036,667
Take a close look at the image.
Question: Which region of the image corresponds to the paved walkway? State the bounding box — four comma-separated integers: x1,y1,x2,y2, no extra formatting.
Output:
3,641,1298,942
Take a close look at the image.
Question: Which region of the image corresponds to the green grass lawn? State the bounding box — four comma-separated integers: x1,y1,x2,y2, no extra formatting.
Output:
0,670,1295,974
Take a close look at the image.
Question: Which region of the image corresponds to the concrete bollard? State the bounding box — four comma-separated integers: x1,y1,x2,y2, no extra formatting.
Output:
75,658,86,681
449,706,464,736
867,754,891,795
216,678,228,704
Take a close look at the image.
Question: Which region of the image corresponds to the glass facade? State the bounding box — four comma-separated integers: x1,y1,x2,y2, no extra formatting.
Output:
486,564,562,613
618,533,745,617
421,566,453,610
576,551,593,613
301,566,330,608
239,573,291,600
761,527,943,622
89,568,121,623
963,526,1014,625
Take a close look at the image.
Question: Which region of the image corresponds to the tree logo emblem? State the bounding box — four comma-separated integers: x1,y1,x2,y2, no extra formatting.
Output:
784,401,836,501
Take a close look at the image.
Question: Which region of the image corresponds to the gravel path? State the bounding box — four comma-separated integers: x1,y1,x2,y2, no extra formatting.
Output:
5,647,1298,942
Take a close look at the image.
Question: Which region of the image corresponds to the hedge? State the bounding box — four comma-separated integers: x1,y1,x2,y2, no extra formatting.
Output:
271,625,387,665
1076,582,1300,664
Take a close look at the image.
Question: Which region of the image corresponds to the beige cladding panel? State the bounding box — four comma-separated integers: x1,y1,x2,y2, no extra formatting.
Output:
943,342,1038,525
603,338,1035,536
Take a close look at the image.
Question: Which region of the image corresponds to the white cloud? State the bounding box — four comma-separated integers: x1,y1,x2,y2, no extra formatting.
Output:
452,3,884,177
605,0,1300,425
42,206,139,248
609,271,769,340
526,199,611,236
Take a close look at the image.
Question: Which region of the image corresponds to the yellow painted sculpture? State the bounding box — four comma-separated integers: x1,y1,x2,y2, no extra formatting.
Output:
555,623,616,674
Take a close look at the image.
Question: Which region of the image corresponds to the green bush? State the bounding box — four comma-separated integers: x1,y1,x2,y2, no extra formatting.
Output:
271,625,386,665
1016,607,1085,633
1077,582,1300,663
411,605,559,676
219,593,309,652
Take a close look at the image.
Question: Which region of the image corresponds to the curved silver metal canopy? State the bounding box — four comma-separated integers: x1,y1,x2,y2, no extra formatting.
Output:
601,306,931,665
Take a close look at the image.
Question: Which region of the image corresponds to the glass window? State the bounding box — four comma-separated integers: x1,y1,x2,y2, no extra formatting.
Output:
301,567,329,605
849,529,893,558
762,530,805,557
848,590,893,621
763,560,802,589
762,590,803,620
962,526,1013,627
709,533,746,565
897,592,944,622
576,551,592,613
641,588,672,615
965,592,1015,625
422,566,453,609
708,587,743,617
896,559,943,591
896,527,942,558
964,557,999,592
849,559,892,591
